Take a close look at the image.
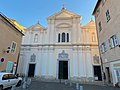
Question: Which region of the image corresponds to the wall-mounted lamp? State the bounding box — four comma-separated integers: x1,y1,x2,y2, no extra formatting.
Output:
3,46,11,53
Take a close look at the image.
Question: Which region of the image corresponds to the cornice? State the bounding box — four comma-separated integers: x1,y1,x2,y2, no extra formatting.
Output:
21,43,98,47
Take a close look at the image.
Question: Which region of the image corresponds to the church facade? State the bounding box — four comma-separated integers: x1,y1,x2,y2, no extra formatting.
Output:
17,8,102,81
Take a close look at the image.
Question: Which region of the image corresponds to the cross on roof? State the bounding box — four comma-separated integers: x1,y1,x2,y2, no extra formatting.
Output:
37,20,39,24
62,4,65,10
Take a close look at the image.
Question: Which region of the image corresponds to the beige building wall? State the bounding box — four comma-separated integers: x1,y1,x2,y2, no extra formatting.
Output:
93,0,120,86
0,13,24,72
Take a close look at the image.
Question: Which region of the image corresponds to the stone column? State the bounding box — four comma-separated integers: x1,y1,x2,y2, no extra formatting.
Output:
72,46,79,79
35,47,42,76
41,46,48,77
78,46,85,77
48,20,55,44
72,18,77,44
24,47,30,76
48,46,54,79
82,47,87,78
86,46,93,78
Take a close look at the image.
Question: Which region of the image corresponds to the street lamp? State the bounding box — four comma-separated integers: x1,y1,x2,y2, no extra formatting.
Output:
0,47,10,67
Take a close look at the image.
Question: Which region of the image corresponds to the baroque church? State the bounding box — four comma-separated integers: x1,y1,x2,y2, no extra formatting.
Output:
17,8,102,81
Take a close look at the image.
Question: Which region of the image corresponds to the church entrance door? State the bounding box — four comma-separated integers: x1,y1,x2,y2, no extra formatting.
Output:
93,66,102,81
59,61,68,79
28,64,35,77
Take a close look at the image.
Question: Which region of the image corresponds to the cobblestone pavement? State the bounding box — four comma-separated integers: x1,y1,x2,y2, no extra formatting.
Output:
15,80,120,90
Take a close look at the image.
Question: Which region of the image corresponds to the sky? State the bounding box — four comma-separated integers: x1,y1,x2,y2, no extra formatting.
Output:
0,0,97,28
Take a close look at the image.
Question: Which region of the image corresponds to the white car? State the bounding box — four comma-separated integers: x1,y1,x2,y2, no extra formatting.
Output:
0,72,22,90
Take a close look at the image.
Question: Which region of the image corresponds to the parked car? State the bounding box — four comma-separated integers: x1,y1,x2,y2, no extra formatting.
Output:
0,72,22,90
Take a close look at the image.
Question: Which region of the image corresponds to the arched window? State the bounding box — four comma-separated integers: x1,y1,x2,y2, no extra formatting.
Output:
67,33,69,42
62,32,65,42
34,34,38,43
58,33,60,42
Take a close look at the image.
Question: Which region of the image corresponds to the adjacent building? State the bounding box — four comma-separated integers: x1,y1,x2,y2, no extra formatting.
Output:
93,0,120,86
0,13,24,73
17,8,101,82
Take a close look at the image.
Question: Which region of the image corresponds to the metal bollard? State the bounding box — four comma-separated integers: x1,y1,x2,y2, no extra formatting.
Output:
27,78,31,87
22,81,27,89
80,86,83,90
76,83,79,90
65,80,67,85
11,85,16,90
70,82,72,86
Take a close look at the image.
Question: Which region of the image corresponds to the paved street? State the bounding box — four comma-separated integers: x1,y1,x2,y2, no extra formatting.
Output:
15,79,120,90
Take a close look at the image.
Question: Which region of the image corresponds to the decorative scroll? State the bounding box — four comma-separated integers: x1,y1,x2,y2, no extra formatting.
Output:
93,55,100,64
30,54,36,62
58,50,68,59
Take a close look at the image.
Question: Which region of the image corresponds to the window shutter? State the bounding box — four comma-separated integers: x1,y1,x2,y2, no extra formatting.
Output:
104,42,107,52
99,45,102,53
11,42,17,53
106,10,111,22
98,22,102,31
108,39,112,49
113,34,119,46
102,44,104,53
117,33,120,45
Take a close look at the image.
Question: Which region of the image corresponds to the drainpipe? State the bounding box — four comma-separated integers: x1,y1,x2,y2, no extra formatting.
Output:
15,52,20,75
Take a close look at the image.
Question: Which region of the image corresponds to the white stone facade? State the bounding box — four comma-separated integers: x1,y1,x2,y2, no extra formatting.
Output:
17,9,101,81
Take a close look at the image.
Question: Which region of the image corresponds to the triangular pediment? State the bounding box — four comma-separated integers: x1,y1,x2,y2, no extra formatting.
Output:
27,23,44,31
56,12,73,18
47,9,81,20
82,19,95,28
